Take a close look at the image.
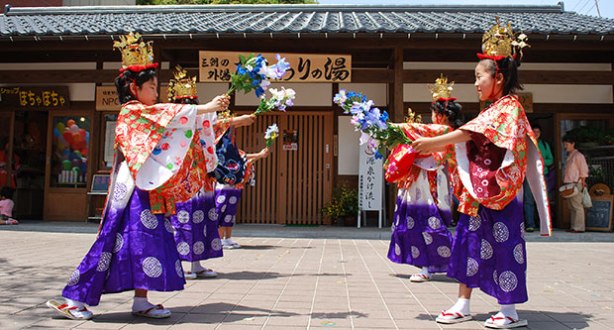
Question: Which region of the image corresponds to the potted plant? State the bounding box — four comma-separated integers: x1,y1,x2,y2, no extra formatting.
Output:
322,185,359,226
600,129,614,145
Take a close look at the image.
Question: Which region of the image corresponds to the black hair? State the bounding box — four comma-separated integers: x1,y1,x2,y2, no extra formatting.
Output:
531,123,542,131
172,97,199,105
0,186,14,200
562,134,576,143
430,99,464,129
114,68,158,104
479,57,523,96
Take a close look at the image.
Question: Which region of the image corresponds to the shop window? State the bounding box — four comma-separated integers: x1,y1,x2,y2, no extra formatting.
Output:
51,116,91,188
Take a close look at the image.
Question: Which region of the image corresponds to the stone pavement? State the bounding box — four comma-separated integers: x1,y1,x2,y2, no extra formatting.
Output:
1,225,613,329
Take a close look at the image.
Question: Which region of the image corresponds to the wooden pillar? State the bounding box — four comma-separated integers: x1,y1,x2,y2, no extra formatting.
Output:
392,46,404,122
385,46,405,226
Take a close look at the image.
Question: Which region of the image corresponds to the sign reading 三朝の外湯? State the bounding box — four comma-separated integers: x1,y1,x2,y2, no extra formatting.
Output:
199,51,351,83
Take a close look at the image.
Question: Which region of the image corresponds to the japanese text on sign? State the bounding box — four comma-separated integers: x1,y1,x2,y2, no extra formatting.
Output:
199,51,351,83
358,144,383,211
0,86,68,109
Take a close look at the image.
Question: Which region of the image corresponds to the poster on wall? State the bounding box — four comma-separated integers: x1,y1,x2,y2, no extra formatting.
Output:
283,129,298,151
104,120,116,167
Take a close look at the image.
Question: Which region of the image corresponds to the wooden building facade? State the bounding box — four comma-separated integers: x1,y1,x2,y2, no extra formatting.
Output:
1,4,613,228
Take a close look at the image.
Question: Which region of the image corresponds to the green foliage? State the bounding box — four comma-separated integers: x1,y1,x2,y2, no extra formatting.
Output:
138,0,317,4
322,185,359,218
565,126,605,143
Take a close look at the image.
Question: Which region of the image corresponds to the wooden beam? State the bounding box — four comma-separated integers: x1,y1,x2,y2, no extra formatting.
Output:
392,47,404,122
405,102,614,114
402,70,614,84
352,68,392,83
0,68,393,84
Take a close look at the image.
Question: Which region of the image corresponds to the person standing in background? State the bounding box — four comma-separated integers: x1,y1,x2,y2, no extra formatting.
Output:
562,134,589,233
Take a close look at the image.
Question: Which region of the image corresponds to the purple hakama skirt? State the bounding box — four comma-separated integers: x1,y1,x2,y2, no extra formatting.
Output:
62,187,185,306
447,197,528,304
215,186,242,227
388,186,453,274
170,190,223,262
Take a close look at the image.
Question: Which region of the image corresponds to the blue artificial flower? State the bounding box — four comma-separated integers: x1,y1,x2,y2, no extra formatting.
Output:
380,111,389,122
255,87,265,98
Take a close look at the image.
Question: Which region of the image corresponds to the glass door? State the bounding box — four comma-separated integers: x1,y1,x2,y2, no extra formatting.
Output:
556,113,614,229
12,111,48,220
0,112,14,190
44,111,92,221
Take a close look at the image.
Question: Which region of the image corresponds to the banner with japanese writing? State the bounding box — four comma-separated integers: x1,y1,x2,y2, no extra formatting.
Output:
0,86,69,109
358,143,384,211
199,51,351,83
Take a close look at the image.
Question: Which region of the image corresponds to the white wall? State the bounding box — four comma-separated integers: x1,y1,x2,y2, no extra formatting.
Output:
404,61,612,71
235,82,332,107
338,83,388,106
337,116,361,175
336,83,388,175
404,83,614,104
68,83,96,101
197,83,229,103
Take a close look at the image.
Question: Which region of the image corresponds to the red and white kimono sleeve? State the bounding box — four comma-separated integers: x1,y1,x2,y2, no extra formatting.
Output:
455,95,552,236
115,101,207,214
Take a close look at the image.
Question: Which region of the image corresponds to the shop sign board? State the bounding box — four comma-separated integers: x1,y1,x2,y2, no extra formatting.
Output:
0,86,69,109
199,51,351,83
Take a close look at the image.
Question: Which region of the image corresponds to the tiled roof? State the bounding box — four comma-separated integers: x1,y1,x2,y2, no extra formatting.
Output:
1,4,614,39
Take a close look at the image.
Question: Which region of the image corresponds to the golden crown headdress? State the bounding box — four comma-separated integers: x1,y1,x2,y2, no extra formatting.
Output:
113,32,158,73
168,66,198,101
428,74,455,102
478,17,529,62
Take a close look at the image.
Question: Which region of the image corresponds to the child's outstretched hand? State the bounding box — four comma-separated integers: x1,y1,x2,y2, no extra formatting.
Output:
211,94,230,111
233,114,256,128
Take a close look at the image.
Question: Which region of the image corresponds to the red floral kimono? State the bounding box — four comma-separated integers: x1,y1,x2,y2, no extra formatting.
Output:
455,95,551,236
115,101,211,214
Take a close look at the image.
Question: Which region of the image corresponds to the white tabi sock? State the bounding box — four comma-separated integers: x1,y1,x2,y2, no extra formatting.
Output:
447,298,470,315
420,267,430,277
191,261,205,273
498,304,518,320
132,296,155,312
65,298,85,309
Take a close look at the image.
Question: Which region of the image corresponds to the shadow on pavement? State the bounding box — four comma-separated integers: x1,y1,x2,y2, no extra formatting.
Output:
391,273,457,283
310,311,369,319
90,302,299,325
218,270,352,280
415,310,594,329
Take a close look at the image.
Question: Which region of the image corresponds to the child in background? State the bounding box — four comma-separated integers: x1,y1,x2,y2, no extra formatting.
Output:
0,186,17,225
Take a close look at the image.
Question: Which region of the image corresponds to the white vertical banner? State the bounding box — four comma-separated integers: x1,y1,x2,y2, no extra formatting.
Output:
358,143,384,228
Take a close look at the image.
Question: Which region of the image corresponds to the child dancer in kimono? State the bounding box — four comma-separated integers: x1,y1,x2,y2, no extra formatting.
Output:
166,67,255,278
387,75,462,282
412,19,551,329
166,67,221,279
217,147,270,249
46,33,230,320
